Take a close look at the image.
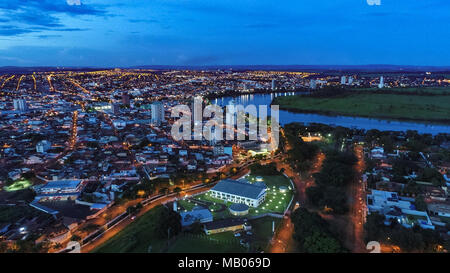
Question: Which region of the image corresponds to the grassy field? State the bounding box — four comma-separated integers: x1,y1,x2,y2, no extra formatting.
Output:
94,189,286,253
167,232,245,253
167,217,281,253
93,204,279,253
177,199,197,212
250,216,281,252
93,205,244,253
274,91,450,122
93,206,167,253
94,209,280,253
4,180,32,192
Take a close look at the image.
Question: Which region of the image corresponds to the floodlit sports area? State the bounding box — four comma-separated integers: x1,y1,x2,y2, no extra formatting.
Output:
3,180,32,192
180,174,294,218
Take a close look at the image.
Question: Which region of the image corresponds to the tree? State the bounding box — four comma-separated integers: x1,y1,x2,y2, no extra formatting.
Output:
390,228,425,252
420,168,445,186
380,135,395,153
155,206,181,239
414,195,427,211
70,235,81,242
303,231,342,253
173,187,182,194
127,205,137,215
291,208,344,252
364,213,387,243
392,159,419,177
158,187,169,195
21,171,35,180
305,186,323,207
249,163,279,176
306,150,356,214
0,242,8,253
321,186,348,214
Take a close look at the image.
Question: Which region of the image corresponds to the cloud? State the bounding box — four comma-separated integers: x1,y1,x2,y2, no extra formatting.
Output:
37,34,63,39
128,19,160,24
67,0,81,6
243,23,280,29
0,1,104,16
13,10,64,28
0,26,35,36
0,0,107,37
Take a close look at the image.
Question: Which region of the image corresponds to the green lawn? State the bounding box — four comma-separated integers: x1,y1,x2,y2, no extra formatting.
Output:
177,199,197,212
94,199,285,253
4,180,32,192
249,217,281,252
94,206,167,253
247,175,293,215
167,232,245,253
94,205,246,253
355,87,450,95
273,92,450,122
168,217,281,253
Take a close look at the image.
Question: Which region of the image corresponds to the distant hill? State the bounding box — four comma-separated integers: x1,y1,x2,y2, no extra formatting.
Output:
0,66,108,74
130,64,450,72
1,64,450,74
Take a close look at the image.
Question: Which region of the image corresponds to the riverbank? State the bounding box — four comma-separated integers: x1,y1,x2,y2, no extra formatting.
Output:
206,88,309,100
273,92,450,123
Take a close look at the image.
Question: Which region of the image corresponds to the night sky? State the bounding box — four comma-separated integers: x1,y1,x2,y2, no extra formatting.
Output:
0,0,449,67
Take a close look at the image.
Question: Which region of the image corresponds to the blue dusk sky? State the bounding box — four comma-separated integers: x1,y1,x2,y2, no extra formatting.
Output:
0,0,449,67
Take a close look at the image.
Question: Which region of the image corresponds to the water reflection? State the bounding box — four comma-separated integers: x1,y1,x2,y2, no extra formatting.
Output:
214,92,450,135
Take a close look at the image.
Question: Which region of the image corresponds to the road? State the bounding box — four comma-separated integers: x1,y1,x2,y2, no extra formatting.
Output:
32,110,79,178
268,151,325,253
80,184,213,253
348,144,366,253
78,157,254,253
269,216,294,253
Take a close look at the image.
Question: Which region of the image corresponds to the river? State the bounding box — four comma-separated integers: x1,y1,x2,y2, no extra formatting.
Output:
213,92,450,135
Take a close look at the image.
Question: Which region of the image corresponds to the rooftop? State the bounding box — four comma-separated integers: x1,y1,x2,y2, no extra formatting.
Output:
211,179,266,200
204,218,248,231
180,208,213,227
40,180,82,190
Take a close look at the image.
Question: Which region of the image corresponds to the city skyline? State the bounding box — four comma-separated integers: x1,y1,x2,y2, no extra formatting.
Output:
1,0,450,67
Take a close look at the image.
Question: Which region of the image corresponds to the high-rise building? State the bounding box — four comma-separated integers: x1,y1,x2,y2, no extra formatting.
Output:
190,95,204,113
271,79,277,90
378,76,384,89
36,140,51,153
190,96,204,140
309,80,317,89
348,76,354,85
213,145,224,156
341,76,347,85
122,93,130,105
151,101,165,125
13,99,28,112
110,103,120,115
225,99,236,141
